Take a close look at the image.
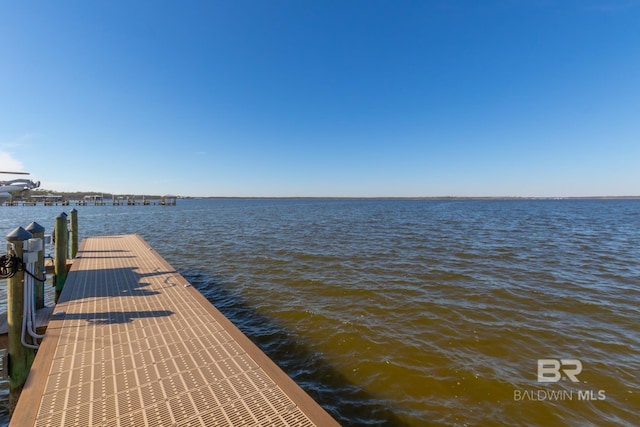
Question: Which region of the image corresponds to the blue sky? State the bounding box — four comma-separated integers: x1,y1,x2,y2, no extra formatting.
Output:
1,1,639,197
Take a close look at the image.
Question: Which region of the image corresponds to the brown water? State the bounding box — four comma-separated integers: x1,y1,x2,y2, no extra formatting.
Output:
1,199,639,426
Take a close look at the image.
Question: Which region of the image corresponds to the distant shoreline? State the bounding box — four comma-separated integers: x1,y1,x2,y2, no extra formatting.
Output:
24,190,640,201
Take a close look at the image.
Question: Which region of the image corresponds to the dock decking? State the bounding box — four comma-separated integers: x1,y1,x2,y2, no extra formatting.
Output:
11,234,338,426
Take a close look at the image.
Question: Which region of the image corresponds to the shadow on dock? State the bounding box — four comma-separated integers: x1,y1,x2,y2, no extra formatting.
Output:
184,270,412,427
52,310,174,325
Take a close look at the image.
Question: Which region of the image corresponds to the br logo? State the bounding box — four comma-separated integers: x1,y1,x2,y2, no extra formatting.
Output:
537,359,582,383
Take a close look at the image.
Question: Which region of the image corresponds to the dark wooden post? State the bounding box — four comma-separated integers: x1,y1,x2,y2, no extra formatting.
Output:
54,212,68,303
69,208,78,259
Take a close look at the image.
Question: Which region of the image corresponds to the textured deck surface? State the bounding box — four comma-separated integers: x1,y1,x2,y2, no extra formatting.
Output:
11,234,338,427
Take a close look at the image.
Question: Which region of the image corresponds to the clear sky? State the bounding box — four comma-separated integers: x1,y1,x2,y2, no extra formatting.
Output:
1,1,639,197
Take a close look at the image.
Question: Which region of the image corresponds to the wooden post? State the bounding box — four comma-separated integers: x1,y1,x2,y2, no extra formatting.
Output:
25,222,45,309
54,212,68,303
6,226,36,410
69,208,78,259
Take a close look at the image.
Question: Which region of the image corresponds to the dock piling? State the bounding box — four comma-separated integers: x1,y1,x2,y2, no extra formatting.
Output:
24,222,45,310
69,208,78,259
5,227,36,410
53,212,68,303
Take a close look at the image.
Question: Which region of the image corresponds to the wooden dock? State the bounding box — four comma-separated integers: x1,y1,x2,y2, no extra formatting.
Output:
11,234,338,426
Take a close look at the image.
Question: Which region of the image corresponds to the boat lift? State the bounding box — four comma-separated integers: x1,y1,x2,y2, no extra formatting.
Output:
0,171,40,201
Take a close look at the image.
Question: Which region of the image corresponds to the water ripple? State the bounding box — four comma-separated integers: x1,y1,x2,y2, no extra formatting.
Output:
0,199,638,426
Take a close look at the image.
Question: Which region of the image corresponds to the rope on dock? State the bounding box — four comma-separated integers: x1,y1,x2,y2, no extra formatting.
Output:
0,254,46,282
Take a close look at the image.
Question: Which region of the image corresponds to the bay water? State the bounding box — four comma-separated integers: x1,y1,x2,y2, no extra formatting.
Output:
0,199,638,426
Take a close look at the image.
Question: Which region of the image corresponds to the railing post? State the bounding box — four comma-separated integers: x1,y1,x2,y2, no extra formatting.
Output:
25,222,46,309
5,226,36,409
69,208,78,259
54,212,68,303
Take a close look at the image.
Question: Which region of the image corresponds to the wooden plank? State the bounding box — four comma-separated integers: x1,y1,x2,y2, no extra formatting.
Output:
11,235,338,426
44,258,73,275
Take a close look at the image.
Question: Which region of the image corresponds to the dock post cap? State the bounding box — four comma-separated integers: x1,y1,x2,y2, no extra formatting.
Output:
55,212,68,219
6,226,33,241
25,222,45,234
70,208,78,213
